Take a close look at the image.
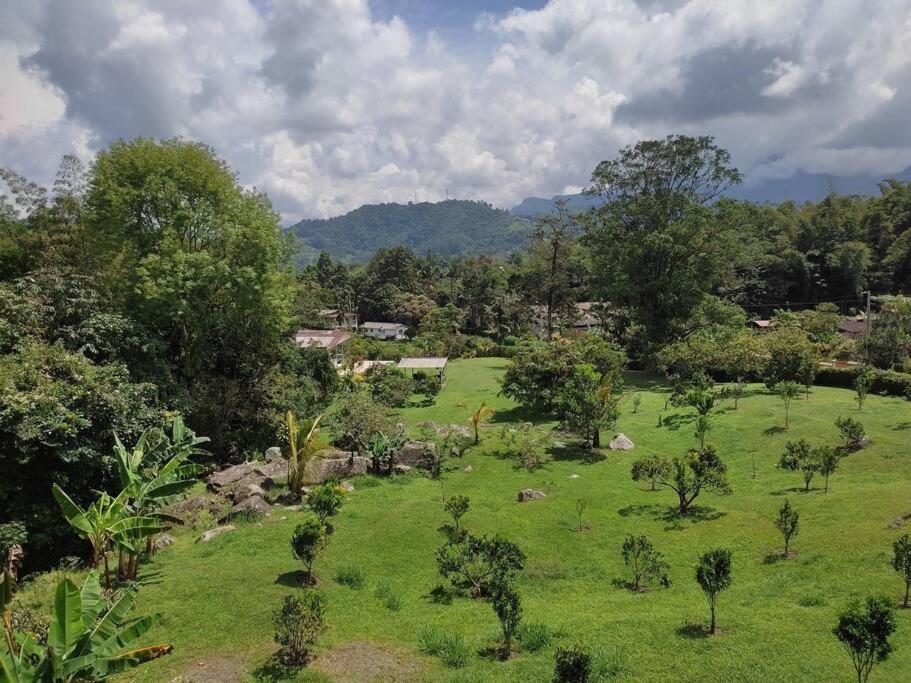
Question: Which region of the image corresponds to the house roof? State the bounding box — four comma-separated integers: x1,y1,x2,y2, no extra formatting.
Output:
837,320,866,334
294,328,351,349
398,357,448,369
361,321,408,330
751,319,773,328
318,308,340,317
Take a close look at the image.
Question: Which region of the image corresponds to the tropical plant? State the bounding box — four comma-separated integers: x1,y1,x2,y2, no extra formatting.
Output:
286,412,329,499
1,571,170,681
436,533,525,598
272,591,327,667
553,643,592,682
695,548,733,635
468,403,495,445
779,440,819,492
52,486,165,588
833,596,896,683
647,446,731,515
366,431,406,476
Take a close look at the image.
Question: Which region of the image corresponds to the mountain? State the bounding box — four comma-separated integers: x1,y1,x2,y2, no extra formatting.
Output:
288,199,531,264
510,167,911,217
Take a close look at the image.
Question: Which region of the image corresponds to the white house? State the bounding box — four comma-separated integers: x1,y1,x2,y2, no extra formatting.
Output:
360,322,408,341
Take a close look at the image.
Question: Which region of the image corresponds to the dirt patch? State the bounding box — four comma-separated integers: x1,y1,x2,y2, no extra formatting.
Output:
175,656,246,682
313,641,427,682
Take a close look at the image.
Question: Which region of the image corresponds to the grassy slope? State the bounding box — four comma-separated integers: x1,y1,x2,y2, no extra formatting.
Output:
113,358,911,680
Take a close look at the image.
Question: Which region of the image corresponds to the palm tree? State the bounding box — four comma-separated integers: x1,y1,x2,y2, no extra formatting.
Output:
287,412,330,499
52,486,165,588
469,403,495,445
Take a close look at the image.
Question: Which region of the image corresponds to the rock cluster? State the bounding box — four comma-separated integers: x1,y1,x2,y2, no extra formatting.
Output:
517,489,547,502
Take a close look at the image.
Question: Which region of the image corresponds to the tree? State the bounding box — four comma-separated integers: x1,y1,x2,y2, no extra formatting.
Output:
469,403,495,445
799,355,817,399
500,343,570,412
364,365,413,408
308,483,343,526
575,498,588,532
621,535,671,591
855,368,876,411
0,571,170,681
631,457,671,491
436,533,525,598
818,446,840,494
833,596,896,683
775,381,801,427
695,548,733,634
327,389,399,455
890,535,911,609
763,327,818,389
441,495,470,542
286,413,330,500
272,591,327,667
652,445,731,515
836,416,866,449
290,515,328,583
584,136,744,342
490,581,522,660
775,499,800,556
52,485,165,588
555,364,620,448
779,440,818,492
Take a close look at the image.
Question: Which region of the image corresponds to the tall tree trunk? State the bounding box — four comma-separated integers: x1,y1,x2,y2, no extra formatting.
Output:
592,429,600,448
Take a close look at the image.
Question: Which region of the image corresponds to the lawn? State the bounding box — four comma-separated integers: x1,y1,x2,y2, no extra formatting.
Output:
25,358,911,681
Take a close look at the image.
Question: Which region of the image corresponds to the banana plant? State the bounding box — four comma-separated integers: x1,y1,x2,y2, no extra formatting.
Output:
51,486,165,588
286,412,329,499
0,571,171,682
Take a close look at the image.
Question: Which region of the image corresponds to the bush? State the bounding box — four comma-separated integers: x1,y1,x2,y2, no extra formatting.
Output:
272,591,328,666
364,365,413,407
308,482,343,524
554,643,592,682
835,416,865,448
815,366,911,397
333,566,365,590
290,515,328,580
517,622,554,652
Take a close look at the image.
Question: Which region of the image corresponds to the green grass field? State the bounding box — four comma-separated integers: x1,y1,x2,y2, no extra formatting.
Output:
22,358,911,681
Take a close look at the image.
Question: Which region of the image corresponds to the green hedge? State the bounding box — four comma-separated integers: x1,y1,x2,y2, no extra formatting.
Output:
815,367,911,397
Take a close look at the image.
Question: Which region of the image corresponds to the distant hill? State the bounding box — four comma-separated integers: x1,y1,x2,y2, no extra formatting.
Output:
287,199,531,264
510,193,601,219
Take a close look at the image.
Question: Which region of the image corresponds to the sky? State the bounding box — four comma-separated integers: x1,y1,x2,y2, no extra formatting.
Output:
1,0,911,223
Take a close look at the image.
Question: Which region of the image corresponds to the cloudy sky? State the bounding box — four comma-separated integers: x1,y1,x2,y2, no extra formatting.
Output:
2,0,911,222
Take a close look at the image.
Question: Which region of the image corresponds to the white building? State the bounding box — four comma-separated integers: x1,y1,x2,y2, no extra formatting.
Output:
360,322,409,341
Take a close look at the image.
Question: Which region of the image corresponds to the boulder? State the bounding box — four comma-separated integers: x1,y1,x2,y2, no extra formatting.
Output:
393,464,412,475
303,453,368,484
463,465,473,473
221,494,272,521
857,435,872,449
254,459,287,480
339,480,355,493
518,489,547,502
608,433,635,451
395,442,435,468
196,525,236,543
207,462,256,491
265,446,283,462
230,482,267,504
164,495,215,521
154,533,175,551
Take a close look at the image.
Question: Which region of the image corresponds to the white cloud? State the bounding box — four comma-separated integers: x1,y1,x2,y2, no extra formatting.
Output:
1,0,910,221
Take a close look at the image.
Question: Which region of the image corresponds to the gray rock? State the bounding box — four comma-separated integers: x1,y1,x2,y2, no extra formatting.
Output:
303,453,368,484
231,483,266,504
254,459,287,480
463,465,473,473
222,494,272,521
339,480,355,493
164,495,215,521
154,533,175,550
609,433,635,451
207,462,256,490
265,446,283,462
857,435,872,449
395,442,435,468
196,525,236,543
518,489,547,502
393,464,412,475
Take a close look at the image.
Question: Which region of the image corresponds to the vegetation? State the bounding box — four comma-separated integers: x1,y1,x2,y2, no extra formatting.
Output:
290,516,328,583
891,535,911,609
695,548,733,635
272,590,327,667
833,596,896,683
621,535,670,591
775,500,800,557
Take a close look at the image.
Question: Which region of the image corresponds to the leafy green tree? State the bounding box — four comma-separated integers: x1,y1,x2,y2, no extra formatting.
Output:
890,535,911,609
648,446,731,515
630,457,671,491
364,365,413,408
490,580,522,660
555,364,620,448
763,327,818,389
818,446,840,494
436,534,525,598
290,515,328,583
621,535,671,591
0,571,169,680
775,499,800,556
833,596,896,683
695,548,733,634
855,368,876,411
326,389,399,454
774,381,801,427
272,591,327,667
836,416,866,449
308,483,343,526
779,440,819,491
500,343,569,412
584,136,744,343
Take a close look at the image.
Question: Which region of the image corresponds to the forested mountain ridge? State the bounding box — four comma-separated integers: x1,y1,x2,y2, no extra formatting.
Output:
287,199,531,263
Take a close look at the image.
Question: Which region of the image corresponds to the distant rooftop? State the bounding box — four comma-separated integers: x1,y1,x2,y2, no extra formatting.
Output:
398,357,448,369
361,321,408,329
294,328,351,349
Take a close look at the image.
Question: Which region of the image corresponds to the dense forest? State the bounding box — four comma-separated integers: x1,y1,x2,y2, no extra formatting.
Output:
2,135,911,572
289,199,531,263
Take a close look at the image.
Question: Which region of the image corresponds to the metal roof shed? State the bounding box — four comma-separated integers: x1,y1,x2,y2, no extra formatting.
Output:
398,357,448,382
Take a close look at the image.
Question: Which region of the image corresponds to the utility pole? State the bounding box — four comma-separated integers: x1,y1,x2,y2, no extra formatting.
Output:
862,290,871,361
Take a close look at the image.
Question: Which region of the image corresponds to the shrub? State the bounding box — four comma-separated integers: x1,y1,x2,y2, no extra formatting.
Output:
891,534,911,608
436,533,526,597
290,515,328,581
273,591,328,666
308,482,343,525
490,581,522,659
775,499,799,556
833,596,896,683
695,548,732,634
854,368,876,411
554,643,592,682
621,534,671,590
836,416,866,448
364,364,413,407
333,566,365,590
516,623,554,652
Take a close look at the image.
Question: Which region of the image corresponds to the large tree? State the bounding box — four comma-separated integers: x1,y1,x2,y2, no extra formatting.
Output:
583,135,744,343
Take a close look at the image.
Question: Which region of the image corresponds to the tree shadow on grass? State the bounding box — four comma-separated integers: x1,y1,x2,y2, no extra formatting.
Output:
659,412,695,431
762,425,788,437
549,443,606,465
893,422,911,431
489,404,549,425
616,503,725,530
769,486,812,496
251,654,299,682
676,622,711,640
275,570,310,588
